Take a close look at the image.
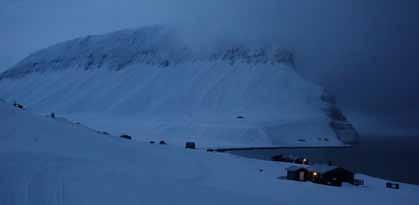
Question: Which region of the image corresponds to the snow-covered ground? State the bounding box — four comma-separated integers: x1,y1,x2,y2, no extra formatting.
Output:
0,26,361,147
1,100,418,205
0,63,341,147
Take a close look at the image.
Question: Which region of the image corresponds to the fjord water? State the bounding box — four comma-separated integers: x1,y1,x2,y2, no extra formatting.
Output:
228,136,419,185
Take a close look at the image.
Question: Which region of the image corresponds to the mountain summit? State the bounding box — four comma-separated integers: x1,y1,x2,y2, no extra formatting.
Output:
0,26,293,79
0,25,358,147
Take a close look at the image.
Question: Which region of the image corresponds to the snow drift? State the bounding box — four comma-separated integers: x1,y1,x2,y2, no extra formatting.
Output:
0,26,359,147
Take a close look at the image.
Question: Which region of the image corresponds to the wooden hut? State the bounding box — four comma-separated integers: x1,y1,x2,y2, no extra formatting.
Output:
308,165,354,186
294,157,309,165
13,102,24,109
120,134,132,140
286,166,309,181
185,142,196,149
272,155,294,163
386,182,400,189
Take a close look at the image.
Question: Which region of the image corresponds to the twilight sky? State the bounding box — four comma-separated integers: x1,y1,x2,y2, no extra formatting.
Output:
1,0,418,134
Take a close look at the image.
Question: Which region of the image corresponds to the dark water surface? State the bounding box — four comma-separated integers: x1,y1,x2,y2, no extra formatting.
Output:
227,136,419,185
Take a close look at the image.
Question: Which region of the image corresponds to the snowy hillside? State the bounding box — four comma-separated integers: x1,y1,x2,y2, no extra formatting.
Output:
0,26,359,147
0,100,418,205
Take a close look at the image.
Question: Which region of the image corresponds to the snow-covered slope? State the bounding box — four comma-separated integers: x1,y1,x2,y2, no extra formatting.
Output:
0,26,359,147
0,100,418,205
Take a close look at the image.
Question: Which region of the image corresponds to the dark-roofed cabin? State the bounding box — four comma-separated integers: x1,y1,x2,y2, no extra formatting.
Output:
13,102,24,110
120,134,132,140
309,165,354,186
386,182,400,189
286,166,309,181
185,142,196,149
294,157,309,165
272,155,294,163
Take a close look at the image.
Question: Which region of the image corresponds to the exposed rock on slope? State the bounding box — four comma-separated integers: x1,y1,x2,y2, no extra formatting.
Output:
321,90,360,144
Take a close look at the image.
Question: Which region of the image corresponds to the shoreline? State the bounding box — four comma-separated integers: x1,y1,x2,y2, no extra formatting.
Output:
227,136,419,185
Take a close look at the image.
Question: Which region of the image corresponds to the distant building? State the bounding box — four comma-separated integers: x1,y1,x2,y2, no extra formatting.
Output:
185,142,196,149
294,157,309,165
272,155,309,165
308,165,354,186
120,134,132,140
272,155,294,163
286,164,355,187
13,102,24,109
286,166,309,181
386,182,400,189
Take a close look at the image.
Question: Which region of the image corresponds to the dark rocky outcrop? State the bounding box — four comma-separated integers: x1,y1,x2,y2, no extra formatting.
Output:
322,90,360,144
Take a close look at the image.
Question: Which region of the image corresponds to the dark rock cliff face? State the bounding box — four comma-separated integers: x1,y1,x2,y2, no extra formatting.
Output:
321,90,360,144
209,47,294,66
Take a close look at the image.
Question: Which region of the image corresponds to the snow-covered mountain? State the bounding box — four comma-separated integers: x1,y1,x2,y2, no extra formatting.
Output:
0,25,358,147
1,100,418,205
0,26,293,79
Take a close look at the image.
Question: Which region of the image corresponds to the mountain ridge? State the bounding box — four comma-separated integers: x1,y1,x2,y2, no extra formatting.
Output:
0,25,294,80
0,25,358,147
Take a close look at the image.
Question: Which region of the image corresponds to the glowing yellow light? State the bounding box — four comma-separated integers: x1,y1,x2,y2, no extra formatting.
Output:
313,172,318,176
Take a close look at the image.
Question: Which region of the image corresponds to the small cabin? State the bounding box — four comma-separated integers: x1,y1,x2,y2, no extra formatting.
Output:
13,102,24,109
286,166,309,181
354,179,365,186
272,155,309,165
286,165,355,187
294,157,309,165
159,140,167,145
96,131,110,135
386,182,400,189
185,142,196,149
272,155,294,163
120,134,132,140
308,165,354,186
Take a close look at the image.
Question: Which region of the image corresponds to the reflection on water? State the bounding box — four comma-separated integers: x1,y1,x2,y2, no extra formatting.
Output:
227,136,419,185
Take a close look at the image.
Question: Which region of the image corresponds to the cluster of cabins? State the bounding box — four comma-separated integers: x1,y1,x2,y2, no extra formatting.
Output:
272,155,310,165
286,164,361,187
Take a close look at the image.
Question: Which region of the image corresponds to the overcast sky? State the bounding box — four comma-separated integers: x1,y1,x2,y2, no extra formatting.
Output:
1,0,418,134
